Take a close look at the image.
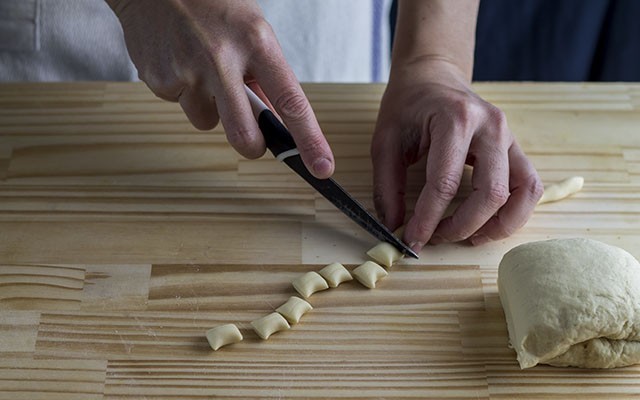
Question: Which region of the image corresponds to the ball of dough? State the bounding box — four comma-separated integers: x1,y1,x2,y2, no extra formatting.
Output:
498,238,640,369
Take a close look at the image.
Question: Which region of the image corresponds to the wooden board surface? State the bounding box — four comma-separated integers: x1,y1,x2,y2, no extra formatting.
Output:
1,82,640,399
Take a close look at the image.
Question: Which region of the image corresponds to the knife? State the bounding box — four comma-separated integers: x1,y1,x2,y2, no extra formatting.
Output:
244,85,418,259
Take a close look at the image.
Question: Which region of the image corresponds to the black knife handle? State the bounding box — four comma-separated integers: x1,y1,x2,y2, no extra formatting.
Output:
257,109,298,159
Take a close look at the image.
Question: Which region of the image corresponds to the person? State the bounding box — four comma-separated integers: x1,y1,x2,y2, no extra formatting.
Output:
102,0,543,254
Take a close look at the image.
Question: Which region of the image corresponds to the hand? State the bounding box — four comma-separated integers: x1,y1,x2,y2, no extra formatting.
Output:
107,0,334,178
371,58,543,252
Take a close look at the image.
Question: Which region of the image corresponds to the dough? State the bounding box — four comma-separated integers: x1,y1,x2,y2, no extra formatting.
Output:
251,312,290,340
205,324,243,351
318,262,353,287
276,296,313,324
352,261,388,289
498,238,640,369
537,176,584,205
366,242,403,267
292,271,329,298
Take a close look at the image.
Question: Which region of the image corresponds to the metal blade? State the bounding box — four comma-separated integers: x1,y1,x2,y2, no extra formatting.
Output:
283,154,419,259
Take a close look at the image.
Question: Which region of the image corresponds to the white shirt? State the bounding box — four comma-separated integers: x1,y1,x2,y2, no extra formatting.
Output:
0,0,391,83
258,0,392,82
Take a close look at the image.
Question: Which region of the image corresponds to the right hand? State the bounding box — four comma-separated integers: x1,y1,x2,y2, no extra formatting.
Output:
107,0,334,178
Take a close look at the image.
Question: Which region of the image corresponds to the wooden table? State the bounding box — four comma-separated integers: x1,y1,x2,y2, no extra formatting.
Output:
1,82,639,399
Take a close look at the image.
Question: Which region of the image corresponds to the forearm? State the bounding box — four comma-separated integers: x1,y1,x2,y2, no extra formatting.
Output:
392,0,479,82
104,0,119,11
104,0,131,16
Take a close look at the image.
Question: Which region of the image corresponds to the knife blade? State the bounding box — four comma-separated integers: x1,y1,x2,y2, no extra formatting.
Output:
244,85,418,259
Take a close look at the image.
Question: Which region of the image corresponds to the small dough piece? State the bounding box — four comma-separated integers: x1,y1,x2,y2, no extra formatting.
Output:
276,296,313,324
292,271,329,298
352,261,388,289
498,238,640,369
366,242,404,267
205,324,243,351
318,262,353,287
537,176,584,205
251,312,290,340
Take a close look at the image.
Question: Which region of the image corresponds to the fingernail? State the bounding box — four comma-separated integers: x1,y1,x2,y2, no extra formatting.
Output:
429,234,446,245
470,234,489,246
409,241,424,254
312,158,333,177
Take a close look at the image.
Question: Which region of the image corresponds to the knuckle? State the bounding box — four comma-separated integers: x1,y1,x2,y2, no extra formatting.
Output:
208,41,230,64
483,106,512,145
245,18,277,50
488,106,509,131
226,127,262,159
273,89,311,121
413,220,433,238
414,219,444,244
440,220,473,243
430,173,460,202
297,133,325,156
446,97,480,131
527,174,545,202
493,218,518,238
484,183,510,208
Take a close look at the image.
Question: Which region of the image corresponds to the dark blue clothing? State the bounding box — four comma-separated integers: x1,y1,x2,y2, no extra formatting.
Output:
390,0,640,81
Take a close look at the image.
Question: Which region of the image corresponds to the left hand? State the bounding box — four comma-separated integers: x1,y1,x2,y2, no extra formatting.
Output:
371,58,543,253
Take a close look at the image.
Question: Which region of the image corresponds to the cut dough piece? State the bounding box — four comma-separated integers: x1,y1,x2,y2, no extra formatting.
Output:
352,261,388,289
292,271,329,298
366,242,404,267
205,324,243,351
537,176,584,205
318,262,353,287
498,238,640,369
251,312,290,340
276,296,313,324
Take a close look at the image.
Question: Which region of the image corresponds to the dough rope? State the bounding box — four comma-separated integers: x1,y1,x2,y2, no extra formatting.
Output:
537,176,584,205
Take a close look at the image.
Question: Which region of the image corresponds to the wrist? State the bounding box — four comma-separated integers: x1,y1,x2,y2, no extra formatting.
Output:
389,55,472,88
392,0,478,83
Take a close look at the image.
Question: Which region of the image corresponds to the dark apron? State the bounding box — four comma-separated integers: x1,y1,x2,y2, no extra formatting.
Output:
390,0,640,81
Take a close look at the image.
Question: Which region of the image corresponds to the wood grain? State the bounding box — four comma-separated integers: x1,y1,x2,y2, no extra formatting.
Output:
0,359,106,400
1,82,640,398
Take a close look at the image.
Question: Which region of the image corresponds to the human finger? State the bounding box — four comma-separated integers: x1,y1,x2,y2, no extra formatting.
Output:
371,131,407,230
403,127,470,253
178,86,220,130
431,133,511,243
212,63,266,159
469,142,544,245
251,48,334,178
